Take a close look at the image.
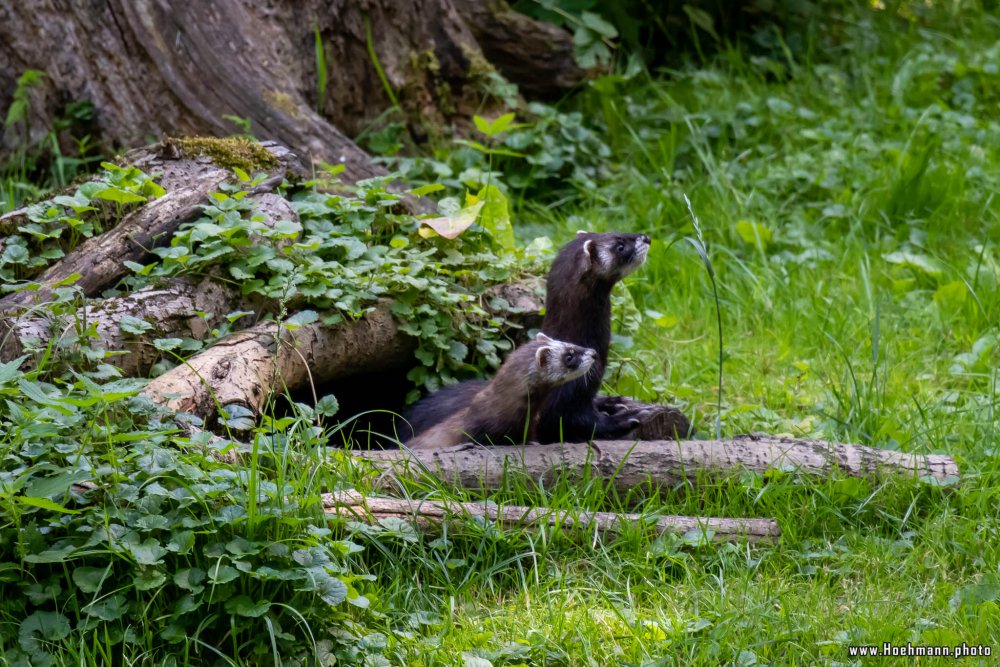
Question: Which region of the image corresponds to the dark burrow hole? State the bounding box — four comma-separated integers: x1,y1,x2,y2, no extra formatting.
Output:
288,365,417,449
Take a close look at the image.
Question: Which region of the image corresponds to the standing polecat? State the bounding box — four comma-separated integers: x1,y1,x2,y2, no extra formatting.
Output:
405,334,596,449
535,231,651,442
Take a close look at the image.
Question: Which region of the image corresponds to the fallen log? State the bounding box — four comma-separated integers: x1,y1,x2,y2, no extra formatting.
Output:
353,437,960,490
142,301,415,417
0,277,243,374
324,489,780,544
0,140,304,312
0,165,227,311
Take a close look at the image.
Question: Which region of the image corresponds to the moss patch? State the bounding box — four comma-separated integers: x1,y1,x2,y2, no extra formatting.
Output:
170,137,279,173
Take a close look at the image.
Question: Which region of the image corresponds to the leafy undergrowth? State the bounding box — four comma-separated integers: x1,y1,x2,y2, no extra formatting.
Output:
2,1,1000,665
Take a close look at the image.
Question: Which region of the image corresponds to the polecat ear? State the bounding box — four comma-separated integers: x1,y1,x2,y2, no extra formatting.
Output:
581,239,594,271
535,345,552,369
576,230,587,237
535,332,554,343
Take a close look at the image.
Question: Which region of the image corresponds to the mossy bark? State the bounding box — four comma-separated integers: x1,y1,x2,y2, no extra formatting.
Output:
0,0,583,182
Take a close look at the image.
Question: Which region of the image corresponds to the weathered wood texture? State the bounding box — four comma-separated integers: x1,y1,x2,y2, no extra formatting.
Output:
142,301,415,416
0,166,228,311
324,489,781,543
354,438,960,490
0,0,582,181
0,278,241,375
0,141,303,313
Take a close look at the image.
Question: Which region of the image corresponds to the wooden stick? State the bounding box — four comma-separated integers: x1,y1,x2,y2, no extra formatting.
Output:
353,437,960,489
324,489,780,543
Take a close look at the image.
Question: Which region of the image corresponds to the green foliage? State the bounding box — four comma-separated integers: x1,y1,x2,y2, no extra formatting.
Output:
1,70,103,213
4,2,1000,665
1,163,164,282
0,363,388,664
362,3,1000,662
390,102,614,201
124,169,526,396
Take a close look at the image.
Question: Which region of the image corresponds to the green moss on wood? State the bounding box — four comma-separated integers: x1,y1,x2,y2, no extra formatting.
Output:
170,137,279,173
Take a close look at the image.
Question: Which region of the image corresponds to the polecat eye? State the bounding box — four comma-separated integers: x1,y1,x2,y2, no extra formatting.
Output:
616,241,626,253
563,352,575,364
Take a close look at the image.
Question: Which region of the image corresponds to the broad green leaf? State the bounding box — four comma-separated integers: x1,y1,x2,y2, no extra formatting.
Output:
167,531,196,554
408,183,445,197
83,593,127,620
174,568,206,591
133,568,168,591
17,496,79,514
419,200,484,239
19,611,71,652
225,595,271,618
476,185,515,251
2,244,29,265
735,220,772,249
93,187,147,204
462,654,494,667
581,11,618,38
119,315,153,335
933,280,967,307
285,310,319,328
474,112,517,137
73,566,111,594
25,470,91,498
17,378,73,415
447,340,468,364
316,394,339,417
207,564,240,584
645,309,679,328
682,4,719,40
882,251,943,277
153,338,184,351
126,537,168,565
0,356,27,384
473,114,492,135
23,544,76,563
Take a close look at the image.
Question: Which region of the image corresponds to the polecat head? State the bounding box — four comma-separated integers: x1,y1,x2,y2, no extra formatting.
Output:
531,332,597,387
573,231,651,283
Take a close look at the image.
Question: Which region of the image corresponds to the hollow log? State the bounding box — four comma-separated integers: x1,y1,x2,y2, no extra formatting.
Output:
324,489,781,543
353,438,960,490
141,301,415,417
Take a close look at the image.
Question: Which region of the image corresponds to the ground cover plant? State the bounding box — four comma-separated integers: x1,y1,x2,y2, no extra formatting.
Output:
1,1,999,665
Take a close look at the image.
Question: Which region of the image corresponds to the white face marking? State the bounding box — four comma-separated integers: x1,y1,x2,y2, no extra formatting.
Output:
535,341,597,386
535,345,551,372
581,239,594,272
616,236,650,278
597,243,614,271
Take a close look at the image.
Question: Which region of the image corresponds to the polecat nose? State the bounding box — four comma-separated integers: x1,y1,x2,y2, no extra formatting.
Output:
640,234,650,245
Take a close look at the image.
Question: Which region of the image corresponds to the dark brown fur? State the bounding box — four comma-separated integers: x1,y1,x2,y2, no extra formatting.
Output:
405,335,596,449
536,231,650,442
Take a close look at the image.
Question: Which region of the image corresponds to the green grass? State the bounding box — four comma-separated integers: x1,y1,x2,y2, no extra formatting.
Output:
349,4,1000,665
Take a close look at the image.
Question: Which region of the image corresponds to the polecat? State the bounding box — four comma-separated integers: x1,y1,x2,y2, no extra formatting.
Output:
405,334,597,449
535,231,651,442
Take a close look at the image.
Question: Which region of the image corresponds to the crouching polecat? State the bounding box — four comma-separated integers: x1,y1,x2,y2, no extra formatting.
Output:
405,334,597,450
